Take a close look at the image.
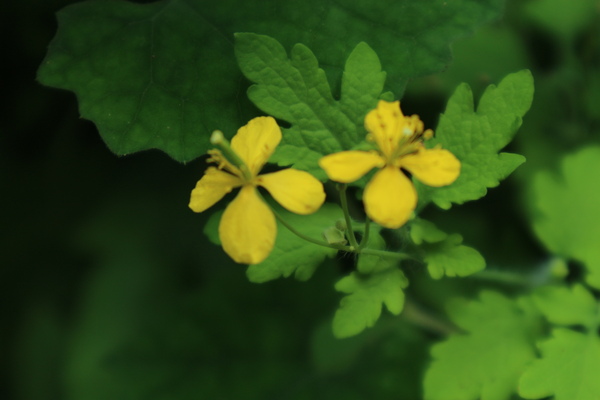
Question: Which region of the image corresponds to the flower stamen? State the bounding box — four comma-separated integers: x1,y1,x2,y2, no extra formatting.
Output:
208,130,252,182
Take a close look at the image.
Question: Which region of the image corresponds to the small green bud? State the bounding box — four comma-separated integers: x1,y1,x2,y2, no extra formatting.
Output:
335,218,347,231
549,258,569,279
323,226,347,245
210,130,225,145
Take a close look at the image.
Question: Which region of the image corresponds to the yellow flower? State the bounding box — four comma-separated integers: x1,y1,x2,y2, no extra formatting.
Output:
319,100,460,229
189,116,326,264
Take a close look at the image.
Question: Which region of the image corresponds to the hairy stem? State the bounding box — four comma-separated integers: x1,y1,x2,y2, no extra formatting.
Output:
360,248,413,260
358,217,371,250
270,207,350,252
338,184,360,250
271,200,415,262
468,269,532,287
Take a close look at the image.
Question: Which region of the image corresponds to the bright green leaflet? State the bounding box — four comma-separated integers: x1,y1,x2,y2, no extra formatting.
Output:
245,204,341,283
332,268,408,338
532,146,600,289
417,70,534,210
410,219,485,279
38,0,505,162
519,285,600,400
531,284,598,327
424,291,539,400
235,34,385,179
519,331,600,400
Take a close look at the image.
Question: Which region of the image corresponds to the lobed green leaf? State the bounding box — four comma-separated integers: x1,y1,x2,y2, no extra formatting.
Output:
332,268,408,338
410,219,485,279
519,329,600,400
235,34,386,179
519,284,600,400
417,70,534,209
424,291,540,400
38,0,240,162
532,284,598,328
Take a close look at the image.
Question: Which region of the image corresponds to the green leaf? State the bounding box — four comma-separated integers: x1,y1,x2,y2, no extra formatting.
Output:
423,236,486,280
245,203,341,283
519,284,600,400
532,146,600,289
332,268,408,338
532,284,598,328
417,70,534,209
518,329,600,400
235,34,386,178
409,218,448,245
424,291,540,400
38,0,505,162
410,219,485,279
38,0,241,162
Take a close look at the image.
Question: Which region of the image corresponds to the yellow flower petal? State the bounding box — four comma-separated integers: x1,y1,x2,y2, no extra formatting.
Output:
219,185,276,264
364,100,405,159
231,116,281,176
319,151,384,183
189,167,243,213
400,148,461,187
258,169,326,215
364,165,416,229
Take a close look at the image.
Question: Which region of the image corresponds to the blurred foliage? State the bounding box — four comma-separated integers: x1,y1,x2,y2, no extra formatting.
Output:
532,147,600,288
4,0,600,399
424,292,541,400
519,285,600,400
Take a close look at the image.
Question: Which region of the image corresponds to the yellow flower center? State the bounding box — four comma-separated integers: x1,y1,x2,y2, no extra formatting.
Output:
208,130,255,183
368,112,434,167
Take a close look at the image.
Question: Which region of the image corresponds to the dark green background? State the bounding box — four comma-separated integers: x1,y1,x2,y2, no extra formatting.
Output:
3,0,599,398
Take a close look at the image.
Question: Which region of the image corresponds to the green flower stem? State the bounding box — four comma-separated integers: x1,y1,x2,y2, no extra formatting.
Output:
270,202,414,261
210,130,253,181
358,217,371,250
270,207,350,252
468,269,532,287
360,248,413,260
338,184,360,250
402,297,461,336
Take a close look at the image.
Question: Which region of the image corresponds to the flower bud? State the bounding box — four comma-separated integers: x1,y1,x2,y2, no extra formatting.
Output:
335,218,347,231
322,226,347,245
